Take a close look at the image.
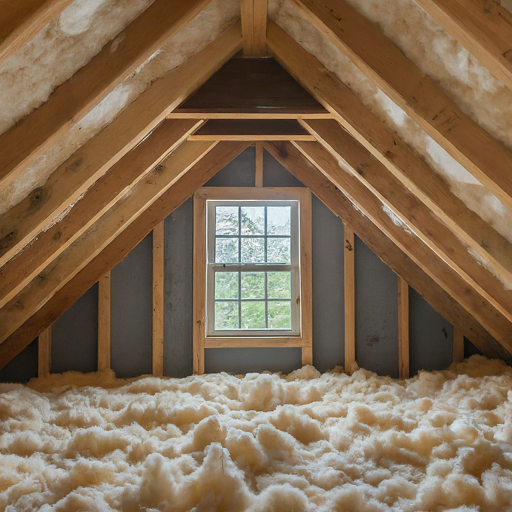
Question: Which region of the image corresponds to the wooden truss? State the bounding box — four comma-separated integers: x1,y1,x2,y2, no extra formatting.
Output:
1,0,512,372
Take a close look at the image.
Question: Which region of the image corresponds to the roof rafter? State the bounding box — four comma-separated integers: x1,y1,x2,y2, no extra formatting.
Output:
0,140,218,345
0,0,74,66
0,0,214,193
0,21,242,268
0,142,250,370
266,20,512,286
264,141,512,364
414,0,512,92
287,0,512,211
0,119,201,310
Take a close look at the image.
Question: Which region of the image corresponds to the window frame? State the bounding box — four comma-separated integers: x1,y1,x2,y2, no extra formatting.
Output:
193,187,312,374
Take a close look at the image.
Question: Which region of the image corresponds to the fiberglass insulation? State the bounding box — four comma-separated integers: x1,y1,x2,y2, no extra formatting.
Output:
1,356,512,511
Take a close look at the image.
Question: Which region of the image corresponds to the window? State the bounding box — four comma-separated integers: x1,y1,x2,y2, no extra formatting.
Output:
193,187,312,374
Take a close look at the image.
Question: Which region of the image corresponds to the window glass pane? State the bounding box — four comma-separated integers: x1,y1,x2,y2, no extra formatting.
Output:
268,301,291,329
241,272,265,299
216,206,239,235
215,272,239,299
241,207,265,235
267,272,291,299
215,301,239,329
241,237,265,263
267,237,291,264
267,206,291,235
241,302,266,329
215,238,239,263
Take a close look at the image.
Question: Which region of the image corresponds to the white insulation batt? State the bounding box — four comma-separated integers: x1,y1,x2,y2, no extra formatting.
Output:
1,356,512,511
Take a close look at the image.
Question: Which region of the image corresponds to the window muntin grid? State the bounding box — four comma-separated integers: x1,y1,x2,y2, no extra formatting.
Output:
206,200,300,337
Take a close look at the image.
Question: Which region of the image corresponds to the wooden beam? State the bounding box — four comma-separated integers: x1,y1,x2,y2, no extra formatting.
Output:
287,0,512,212
188,119,315,140
0,21,242,268
38,326,51,378
343,222,356,374
0,0,214,193
253,0,268,55
152,221,165,376
414,0,512,93
170,112,332,119
267,21,512,286
298,122,512,323
0,120,200,309
97,272,111,371
240,0,255,54
453,325,465,363
293,140,512,352
263,141,512,364
0,0,73,66
255,143,264,187
0,142,250,370
0,141,217,345
398,276,409,379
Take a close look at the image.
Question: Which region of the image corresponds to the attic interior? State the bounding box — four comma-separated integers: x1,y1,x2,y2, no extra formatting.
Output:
1,0,512,510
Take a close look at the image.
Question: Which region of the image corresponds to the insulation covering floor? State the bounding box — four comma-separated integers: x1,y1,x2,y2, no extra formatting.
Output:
1,356,512,511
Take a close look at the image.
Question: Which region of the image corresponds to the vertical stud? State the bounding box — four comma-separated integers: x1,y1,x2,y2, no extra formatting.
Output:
38,326,51,378
98,271,111,371
344,222,356,374
398,276,409,379
253,0,268,55
255,142,264,187
453,326,465,363
240,0,254,54
152,221,165,376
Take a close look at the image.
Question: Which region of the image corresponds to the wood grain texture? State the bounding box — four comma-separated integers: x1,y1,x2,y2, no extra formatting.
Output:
253,0,268,55
0,142,250,371
97,272,111,371
255,143,264,187
0,0,214,192
0,141,217,345
288,0,512,211
398,276,410,379
152,222,165,376
240,0,254,54
38,326,51,378
268,21,512,286
0,120,201,309
0,20,242,268
414,0,512,92
453,325,465,363
263,141,512,364
300,189,313,366
343,222,356,374
0,0,73,65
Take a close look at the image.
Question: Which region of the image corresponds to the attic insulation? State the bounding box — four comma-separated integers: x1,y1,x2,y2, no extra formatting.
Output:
0,356,512,511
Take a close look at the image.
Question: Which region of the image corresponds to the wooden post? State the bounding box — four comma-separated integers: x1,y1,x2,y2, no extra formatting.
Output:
398,276,410,379
255,142,264,187
98,271,111,371
453,326,465,363
38,326,51,378
152,221,165,376
344,222,355,374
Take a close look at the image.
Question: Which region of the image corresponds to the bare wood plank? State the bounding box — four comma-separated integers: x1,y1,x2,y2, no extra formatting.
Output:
263,141,512,364
298,123,512,322
206,338,303,348
255,143,264,187
253,0,268,55
0,21,242,268
38,326,51,378
300,189,313,366
0,120,200,309
453,326,465,363
343,222,356,374
169,112,333,119
152,222,165,376
0,141,218,345
267,20,512,286
288,0,512,211
240,0,254,54
189,134,316,141
0,142,250,371
0,0,73,65
414,0,512,92
97,272,111,371
0,0,214,193
398,276,409,379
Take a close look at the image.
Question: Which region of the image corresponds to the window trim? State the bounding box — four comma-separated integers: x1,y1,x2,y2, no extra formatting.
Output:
193,187,313,374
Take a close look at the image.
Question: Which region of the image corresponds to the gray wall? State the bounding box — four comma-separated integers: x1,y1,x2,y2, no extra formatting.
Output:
1,148,464,382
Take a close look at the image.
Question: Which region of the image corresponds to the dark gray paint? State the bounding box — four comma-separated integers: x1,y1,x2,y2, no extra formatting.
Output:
0,148,467,382
111,233,153,378
52,283,98,374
